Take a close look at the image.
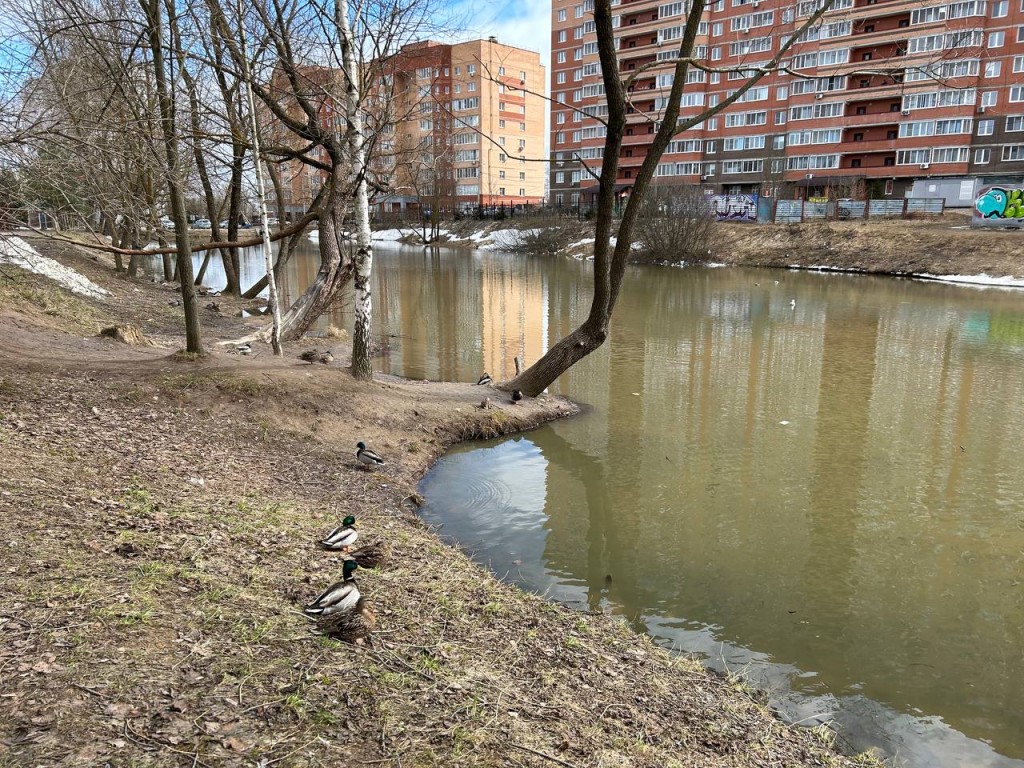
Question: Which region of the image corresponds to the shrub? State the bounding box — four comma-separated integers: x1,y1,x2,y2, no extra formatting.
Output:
498,221,593,257
632,185,716,264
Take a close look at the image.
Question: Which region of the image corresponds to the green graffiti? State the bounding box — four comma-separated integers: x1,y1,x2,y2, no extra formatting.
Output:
1004,189,1024,218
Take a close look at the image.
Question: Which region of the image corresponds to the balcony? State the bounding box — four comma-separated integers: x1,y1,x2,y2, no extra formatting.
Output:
842,137,898,152
839,110,903,126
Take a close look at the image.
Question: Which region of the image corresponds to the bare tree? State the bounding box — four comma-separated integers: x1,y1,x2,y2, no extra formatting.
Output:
504,0,838,396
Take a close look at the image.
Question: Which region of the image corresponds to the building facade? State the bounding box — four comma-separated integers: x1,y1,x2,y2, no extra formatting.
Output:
377,38,547,214
550,0,1024,207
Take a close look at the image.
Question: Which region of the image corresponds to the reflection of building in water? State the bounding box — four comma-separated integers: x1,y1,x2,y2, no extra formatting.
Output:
480,265,547,381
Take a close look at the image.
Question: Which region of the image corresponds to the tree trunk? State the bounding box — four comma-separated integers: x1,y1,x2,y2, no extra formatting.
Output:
142,0,201,354
337,0,373,380
276,173,352,340
237,0,281,355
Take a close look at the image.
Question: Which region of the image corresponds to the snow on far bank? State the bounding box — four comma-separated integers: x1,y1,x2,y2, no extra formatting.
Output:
918,272,1024,289
477,228,541,251
0,235,109,299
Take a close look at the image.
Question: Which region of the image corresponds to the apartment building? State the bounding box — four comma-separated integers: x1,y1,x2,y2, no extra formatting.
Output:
376,38,547,214
550,0,1024,207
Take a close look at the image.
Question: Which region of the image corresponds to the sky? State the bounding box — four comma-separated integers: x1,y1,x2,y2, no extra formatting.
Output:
450,0,551,77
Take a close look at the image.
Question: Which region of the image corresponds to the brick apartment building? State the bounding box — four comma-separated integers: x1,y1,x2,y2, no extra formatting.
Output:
271,39,545,220
550,0,1024,208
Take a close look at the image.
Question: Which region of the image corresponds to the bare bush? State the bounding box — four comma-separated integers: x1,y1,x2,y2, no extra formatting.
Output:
499,220,593,257
633,185,716,264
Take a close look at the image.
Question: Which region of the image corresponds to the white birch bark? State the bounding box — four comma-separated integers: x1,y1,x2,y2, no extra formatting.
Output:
336,0,373,380
236,0,282,355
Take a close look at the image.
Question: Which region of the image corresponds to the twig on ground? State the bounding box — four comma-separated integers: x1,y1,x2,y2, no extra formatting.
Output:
508,742,580,768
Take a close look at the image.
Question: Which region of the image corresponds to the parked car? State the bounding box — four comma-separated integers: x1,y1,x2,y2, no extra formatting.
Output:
193,218,211,229
159,216,175,231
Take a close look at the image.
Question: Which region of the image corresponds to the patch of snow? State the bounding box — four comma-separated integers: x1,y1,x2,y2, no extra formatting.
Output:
917,272,1024,289
477,228,540,251
0,236,109,299
567,237,595,249
371,228,411,241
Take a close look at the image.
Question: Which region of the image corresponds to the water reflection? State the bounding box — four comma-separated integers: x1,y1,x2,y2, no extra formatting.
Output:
415,265,1024,767
163,243,1024,766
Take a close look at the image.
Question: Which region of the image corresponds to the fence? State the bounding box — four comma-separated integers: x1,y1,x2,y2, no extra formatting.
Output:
772,197,944,223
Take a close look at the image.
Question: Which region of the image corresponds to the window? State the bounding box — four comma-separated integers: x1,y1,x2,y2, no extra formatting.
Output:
989,30,1004,47
773,135,785,149
979,118,995,134
557,51,566,63
499,119,506,128
558,30,567,42
499,170,506,179
713,21,723,35
982,90,998,106
1018,26,1024,42
468,64,476,75
994,0,1009,15
557,72,567,84
986,61,1002,77
775,110,787,125
555,172,564,184
468,81,476,92
519,188,526,196
1006,115,1024,130
776,86,788,99
1010,86,1024,102
975,148,991,163
1004,144,1024,160
558,8,566,20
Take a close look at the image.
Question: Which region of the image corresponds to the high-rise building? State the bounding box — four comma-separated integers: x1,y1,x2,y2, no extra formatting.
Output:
376,38,547,215
550,0,1023,207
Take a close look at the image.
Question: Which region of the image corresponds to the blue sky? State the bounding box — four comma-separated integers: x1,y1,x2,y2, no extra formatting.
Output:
451,0,551,72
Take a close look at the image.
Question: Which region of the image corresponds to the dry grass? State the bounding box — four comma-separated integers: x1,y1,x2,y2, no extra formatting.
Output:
0,239,887,768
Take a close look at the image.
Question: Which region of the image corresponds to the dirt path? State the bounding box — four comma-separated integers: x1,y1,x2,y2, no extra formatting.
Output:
0,237,879,767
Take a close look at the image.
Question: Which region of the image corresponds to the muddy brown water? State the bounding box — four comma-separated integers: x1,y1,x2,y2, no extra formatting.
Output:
166,240,1024,767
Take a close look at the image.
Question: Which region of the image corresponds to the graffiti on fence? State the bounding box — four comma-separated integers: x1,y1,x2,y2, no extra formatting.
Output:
707,194,758,222
975,186,1024,219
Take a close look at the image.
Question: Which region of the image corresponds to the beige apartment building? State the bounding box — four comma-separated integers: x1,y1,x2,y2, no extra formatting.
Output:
379,38,548,215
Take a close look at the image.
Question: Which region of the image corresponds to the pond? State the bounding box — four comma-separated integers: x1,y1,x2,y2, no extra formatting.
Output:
170,239,1024,766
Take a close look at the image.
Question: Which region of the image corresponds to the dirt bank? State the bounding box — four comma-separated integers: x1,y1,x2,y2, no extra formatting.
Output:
0,237,880,767
713,214,1024,280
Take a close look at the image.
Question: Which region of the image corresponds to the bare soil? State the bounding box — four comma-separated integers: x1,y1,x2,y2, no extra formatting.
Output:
713,213,1024,278
0,236,880,767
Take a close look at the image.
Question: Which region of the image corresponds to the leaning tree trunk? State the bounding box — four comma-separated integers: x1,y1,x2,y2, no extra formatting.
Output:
275,171,353,340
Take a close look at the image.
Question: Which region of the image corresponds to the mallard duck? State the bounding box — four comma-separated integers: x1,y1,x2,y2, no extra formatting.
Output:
317,595,376,643
356,441,385,468
320,350,334,364
298,349,320,364
476,373,492,386
304,559,360,617
236,343,252,356
511,389,523,404
320,515,357,551
346,538,391,569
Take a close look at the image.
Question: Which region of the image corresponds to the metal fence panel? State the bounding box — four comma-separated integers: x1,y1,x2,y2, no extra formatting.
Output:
868,200,907,217
905,198,945,215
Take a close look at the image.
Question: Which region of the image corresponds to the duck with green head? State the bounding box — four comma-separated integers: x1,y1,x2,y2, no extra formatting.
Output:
320,516,358,551
304,560,360,617
356,441,385,469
